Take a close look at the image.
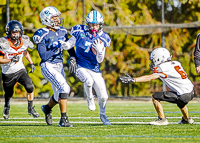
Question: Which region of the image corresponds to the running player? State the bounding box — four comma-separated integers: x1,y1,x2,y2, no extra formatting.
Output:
0,20,39,120
120,47,194,125
33,6,75,127
58,10,111,125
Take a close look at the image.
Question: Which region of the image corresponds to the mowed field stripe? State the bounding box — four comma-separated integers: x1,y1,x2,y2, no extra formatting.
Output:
1,134,200,139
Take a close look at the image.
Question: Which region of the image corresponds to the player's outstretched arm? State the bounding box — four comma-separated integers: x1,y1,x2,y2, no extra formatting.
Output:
134,74,160,82
59,36,76,50
120,74,160,83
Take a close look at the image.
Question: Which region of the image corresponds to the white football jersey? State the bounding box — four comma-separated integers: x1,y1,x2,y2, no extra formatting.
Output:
153,61,194,95
0,36,28,74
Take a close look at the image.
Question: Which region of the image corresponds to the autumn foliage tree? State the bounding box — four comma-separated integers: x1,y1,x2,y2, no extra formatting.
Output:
0,0,200,97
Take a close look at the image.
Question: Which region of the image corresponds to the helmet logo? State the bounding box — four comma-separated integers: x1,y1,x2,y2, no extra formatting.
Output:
44,10,50,16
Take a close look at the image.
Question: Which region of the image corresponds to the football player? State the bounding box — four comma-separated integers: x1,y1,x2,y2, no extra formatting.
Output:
194,33,200,74
58,10,111,125
33,6,75,127
0,20,39,120
120,47,194,125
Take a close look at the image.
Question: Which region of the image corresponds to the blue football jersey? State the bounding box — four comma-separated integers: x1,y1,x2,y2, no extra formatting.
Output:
33,27,69,64
71,25,111,73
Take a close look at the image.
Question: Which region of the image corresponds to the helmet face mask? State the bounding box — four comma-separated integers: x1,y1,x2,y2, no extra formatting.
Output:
86,10,104,37
40,6,63,29
150,47,171,68
6,20,23,41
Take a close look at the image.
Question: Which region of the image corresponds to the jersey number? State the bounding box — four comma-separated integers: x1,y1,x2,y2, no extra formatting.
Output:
174,65,187,79
84,41,92,53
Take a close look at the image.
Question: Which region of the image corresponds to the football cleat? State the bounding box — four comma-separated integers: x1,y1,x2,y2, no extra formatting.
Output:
178,117,194,124
58,116,73,127
100,114,111,125
149,117,169,125
87,96,96,111
41,105,52,125
28,106,39,118
3,105,10,120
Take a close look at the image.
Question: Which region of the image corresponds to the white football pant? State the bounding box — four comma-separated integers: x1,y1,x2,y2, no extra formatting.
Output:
41,62,70,102
76,67,108,115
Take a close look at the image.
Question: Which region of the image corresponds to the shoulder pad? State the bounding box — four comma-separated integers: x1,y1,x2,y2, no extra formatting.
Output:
100,32,111,47
0,37,10,50
33,28,49,44
70,25,85,35
59,27,68,32
22,35,34,49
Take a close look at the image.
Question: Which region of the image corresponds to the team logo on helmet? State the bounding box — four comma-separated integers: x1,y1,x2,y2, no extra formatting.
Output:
40,6,63,29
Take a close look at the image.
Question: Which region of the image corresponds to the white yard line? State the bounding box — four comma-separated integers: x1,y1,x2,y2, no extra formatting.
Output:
0,120,200,124
0,117,200,120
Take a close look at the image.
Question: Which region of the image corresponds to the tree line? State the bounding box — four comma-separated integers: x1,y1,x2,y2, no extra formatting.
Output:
0,0,200,98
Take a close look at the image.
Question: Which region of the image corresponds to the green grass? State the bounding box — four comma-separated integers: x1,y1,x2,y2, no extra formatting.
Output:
0,101,200,143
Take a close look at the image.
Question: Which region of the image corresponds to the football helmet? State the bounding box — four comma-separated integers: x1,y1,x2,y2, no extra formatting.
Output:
150,47,171,67
40,6,63,29
86,10,104,36
6,20,23,40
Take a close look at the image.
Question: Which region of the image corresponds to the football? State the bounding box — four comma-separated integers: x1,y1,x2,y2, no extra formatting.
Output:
91,47,97,55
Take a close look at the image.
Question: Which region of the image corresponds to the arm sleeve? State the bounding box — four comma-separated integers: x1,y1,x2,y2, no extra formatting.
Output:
194,34,200,67
66,36,76,57
37,40,58,62
68,48,76,57
96,47,106,63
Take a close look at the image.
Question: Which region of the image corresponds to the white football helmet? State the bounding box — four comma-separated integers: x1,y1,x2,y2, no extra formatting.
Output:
150,47,171,67
86,10,104,33
40,6,63,29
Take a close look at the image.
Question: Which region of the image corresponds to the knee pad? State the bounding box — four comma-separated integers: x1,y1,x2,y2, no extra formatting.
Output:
177,101,186,109
26,83,34,93
85,78,94,87
100,97,108,102
59,93,68,99
5,91,14,98
152,92,161,101
52,95,58,104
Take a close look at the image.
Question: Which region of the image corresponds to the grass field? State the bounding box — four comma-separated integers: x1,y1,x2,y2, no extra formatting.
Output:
0,99,200,143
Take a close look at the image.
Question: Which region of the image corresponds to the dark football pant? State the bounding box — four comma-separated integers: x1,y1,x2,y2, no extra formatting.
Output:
2,69,34,99
152,90,194,109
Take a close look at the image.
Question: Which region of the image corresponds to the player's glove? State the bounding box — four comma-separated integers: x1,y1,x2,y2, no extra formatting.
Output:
59,40,71,50
11,54,19,62
92,39,104,53
69,57,77,73
30,64,35,73
119,74,135,83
